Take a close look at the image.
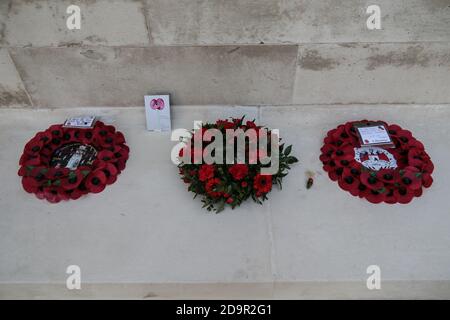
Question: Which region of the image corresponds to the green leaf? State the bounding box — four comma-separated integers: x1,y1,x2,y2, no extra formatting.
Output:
81,170,90,177
53,179,61,186
284,145,292,156
286,156,298,164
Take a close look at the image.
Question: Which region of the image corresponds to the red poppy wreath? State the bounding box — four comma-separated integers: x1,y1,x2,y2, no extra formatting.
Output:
177,117,298,212
18,121,129,203
320,120,434,204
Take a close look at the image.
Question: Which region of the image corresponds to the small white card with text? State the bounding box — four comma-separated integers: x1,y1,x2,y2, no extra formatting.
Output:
144,95,171,132
356,124,392,146
63,116,96,128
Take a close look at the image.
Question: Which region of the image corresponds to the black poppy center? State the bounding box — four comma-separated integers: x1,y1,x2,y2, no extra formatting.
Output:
402,177,412,185
31,146,40,152
400,137,408,143
336,167,343,175
350,168,360,175
368,176,377,184
399,188,407,196
99,130,107,136
68,176,78,184
52,130,60,136
358,184,367,191
344,176,354,184
92,177,100,185
54,171,63,177
105,137,113,143
336,150,344,156
383,174,393,181
340,160,349,166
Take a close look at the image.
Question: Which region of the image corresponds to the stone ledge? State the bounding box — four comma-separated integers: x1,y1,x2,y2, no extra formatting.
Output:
1,105,450,299
2,281,450,299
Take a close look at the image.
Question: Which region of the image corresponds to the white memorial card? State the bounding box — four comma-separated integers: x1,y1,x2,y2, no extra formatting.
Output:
145,95,171,132
355,122,394,147
63,116,96,129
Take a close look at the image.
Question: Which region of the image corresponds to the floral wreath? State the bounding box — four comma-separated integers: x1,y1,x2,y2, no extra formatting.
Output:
18,121,129,203
177,117,298,212
320,120,434,204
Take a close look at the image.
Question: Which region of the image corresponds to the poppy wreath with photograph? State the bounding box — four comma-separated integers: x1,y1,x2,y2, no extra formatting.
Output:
320,120,434,204
177,117,298,212
18,121,129,203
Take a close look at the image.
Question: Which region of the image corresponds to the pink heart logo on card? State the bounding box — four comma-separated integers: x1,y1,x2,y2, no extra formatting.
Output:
150,98,165,110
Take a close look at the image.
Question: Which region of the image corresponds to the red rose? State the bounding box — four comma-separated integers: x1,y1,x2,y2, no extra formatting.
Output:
205,178,222,198
216,119,234,129
198,164,215,182
253,174,272,194
228,164,249,180
245,121,257,129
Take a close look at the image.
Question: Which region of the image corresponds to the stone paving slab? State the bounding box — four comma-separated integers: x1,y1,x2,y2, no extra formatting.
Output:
0,105,450,298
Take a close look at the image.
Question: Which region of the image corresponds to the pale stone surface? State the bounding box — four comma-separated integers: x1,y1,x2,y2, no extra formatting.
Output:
1,0,149,47
1,105,450,299
0,48,31,107
261,105,450,282
2,0,450,47
145,0,450,45
0,107,272,285
294,43,450,104
9,46,298,107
